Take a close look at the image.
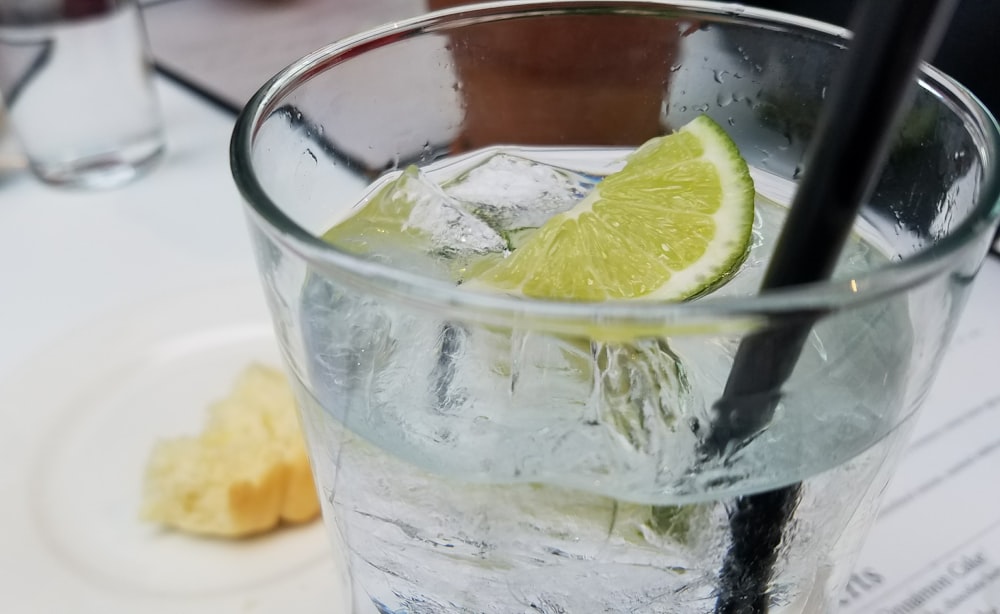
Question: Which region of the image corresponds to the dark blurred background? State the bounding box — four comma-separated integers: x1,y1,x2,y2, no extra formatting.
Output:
751,0,999,116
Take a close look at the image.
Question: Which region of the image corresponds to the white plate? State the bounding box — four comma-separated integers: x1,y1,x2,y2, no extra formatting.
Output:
0,281,348,613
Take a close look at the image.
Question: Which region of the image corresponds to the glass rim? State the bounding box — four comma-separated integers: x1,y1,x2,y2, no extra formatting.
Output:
230,0,1000,325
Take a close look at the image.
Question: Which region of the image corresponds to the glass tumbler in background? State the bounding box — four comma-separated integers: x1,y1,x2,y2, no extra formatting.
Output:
230,2,1000,613
0,0,164,188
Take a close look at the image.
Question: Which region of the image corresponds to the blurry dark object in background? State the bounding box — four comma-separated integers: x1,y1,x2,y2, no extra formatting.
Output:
428,0,680,150
752,0,999,116
754,0,1000,255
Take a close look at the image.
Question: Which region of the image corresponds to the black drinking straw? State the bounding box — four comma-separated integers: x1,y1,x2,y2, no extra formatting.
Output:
706,1,959,612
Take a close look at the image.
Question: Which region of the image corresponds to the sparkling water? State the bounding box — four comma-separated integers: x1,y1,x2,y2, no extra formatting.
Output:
295,147,913,613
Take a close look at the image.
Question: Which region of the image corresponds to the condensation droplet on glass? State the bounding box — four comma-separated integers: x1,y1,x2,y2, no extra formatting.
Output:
821,86,827,100
695,103,710,113
713,69,728,84
669,63,682,73
811,329,828,362
727,117,736,127
717,92,734,108
793,165,803,180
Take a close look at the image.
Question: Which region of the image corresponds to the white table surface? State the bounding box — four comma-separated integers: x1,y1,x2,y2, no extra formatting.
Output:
0,77,256,377
0,78,351,613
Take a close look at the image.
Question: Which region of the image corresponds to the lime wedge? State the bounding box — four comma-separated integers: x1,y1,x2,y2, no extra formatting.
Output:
471,115,755,301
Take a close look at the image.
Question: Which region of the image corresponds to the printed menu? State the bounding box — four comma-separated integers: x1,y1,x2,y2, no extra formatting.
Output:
840,257,1000,613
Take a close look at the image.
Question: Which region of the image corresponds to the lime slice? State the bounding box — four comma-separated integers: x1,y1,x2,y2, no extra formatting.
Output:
471,115,755,301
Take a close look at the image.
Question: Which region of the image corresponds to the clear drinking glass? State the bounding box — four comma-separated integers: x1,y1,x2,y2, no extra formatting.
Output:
230,2,1000,613
0,0,164,187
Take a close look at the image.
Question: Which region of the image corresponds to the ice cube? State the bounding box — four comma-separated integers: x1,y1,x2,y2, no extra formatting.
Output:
444,153,599,231
392,166,508,257
594,339,693,456
326,166,507,280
